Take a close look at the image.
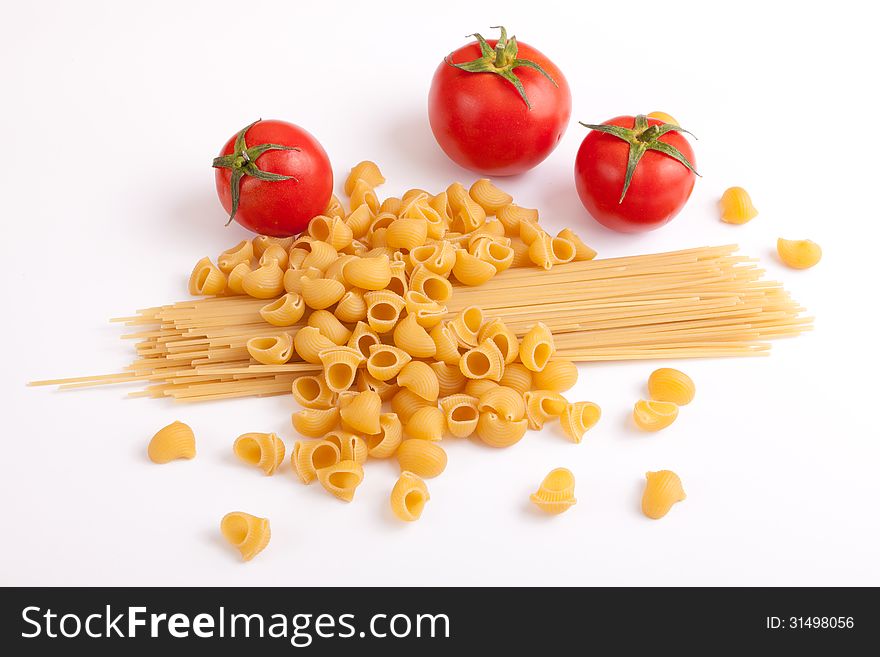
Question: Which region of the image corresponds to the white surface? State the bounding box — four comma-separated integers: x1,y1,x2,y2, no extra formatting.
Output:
2,0,878,586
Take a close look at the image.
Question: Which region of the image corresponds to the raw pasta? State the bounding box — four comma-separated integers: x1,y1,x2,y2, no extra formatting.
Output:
530,468,577,515
647,368,695,405
148,421,196,464
633,399,679,431
396,439,447,478
390,471,430,522
220,512,270,561
233,432,286,475
317,460,365,502
641,470,686,519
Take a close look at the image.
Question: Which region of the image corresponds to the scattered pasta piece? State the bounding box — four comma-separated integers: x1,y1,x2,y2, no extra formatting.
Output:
560,401,601,443
246,333,294,365
530,468,577,515
220,512,270,561
777,238,822,269
291,440,340,484
233,432,285,475
633,399,679,432
317,460,365,502
397,439,447,478
646,111,679,126
647,368,695,405
719,186,758,224
641,470,686,519
147,421,195,464
390,471,430,522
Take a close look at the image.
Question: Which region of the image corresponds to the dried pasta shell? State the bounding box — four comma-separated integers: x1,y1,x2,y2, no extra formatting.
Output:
396,361,440,402
260,293,305,327
479,319,519,364
648,368,695,405
777,238,822,269
393,313,437,359
469,178,513,215
291,375,335,409
451,194,486,234
530,468,577,515
308,214,354,251
356,369,399,402
226,262,251,295
317,460,365,502
260,244,289,269
283,266,321,295
431,361,467,397
147,421,195,464
364,289,406,333
318,346,364,393
233,432,286,475
478,385,525,422
550,237,576,265
309,310,352,345
527,231,554,270
460,339,505,381
464,379,499,399
499,363,532,394
523,390,568,430
532,359,578,392
378,196,402,216
364,413,403,459
344,255,393,290
439,394,480,438
556,228,596,261
471,238,514,273
391,388,434,424
719,186,758,225
292,407,340,438
519,219,544,247
324,193,346,220
633,399,679,432
519,323,555,373
253,235,295,258
293,326,336,364
346,322,380,361
339,390,382,435
409,266,453,304
452,249,497,285
242,258,285,299
405,406,445,442
386,217,429,250
365,344,411,382
448,306,484,348
350,178,379,214
345,204,374,239
410,241,457,276
647,110,678,126
390,471,430,522
397,439,447,479
246,333,294,365
387,260,408,297
291,439,340,484
323,431,368,465
475,412,528,448
345,161,385,195
334,289,368,324
560,401,601,443
642,470,686,519
218,240,254,273
220,512,270,561
189,257,227,296
300,278,346,310
496,204,538,235
428,192,452,223
510,238,531,268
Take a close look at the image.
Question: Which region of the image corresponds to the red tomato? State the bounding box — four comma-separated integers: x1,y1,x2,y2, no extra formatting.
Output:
574,115,697,233
428,27,571,176
213,119,333,237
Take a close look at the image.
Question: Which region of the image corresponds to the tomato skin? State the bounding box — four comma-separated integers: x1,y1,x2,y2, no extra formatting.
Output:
574,116,696,233
428,40,571,176
214,120,333,237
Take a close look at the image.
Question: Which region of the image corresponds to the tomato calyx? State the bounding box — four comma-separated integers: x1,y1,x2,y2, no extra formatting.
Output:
579,115,700,203
445,26,557,109
212,119,301,226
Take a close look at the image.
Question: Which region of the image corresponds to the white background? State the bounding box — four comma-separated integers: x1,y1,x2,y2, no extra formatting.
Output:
2,0,878,586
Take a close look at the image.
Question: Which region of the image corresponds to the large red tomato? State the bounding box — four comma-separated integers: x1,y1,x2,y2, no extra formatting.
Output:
213,119,333,237
574,115,698,233
428,27,571,176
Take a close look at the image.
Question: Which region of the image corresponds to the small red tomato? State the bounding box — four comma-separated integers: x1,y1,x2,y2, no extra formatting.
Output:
574,115,698,233
213,119,333,237
428,26,571,176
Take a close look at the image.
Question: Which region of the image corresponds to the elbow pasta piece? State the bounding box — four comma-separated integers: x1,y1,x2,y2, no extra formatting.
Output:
397,439,447,479
260,293,305,327
475,412,528,448
642,470,686,519
430,361,467,396
556,228,597,261
633,399,679,432
334,288,368,323
471,238,514,273
367,344,412,381
323,431,368,465
448,306,484,348
344,255,393,290
364,412,403,459
387,260,408,296
523,390,568,430
648,368,695,405
345,161,386,195
390,388,434,424
404,291,445,326
246,333,294,365
308,215,354,251
550,236,576,265
496,204,538,235
429,191,452,221
478,385,526,422
430,323,462,365
393,313,437,359
324,193,346,220
346,322,381,361
445,182,470,215
459,339,505,381
291,375,335,409
519,218,543,247
356,369,399,402
527,231,554,270
404,406,445,442
530,468,577,515
369,226,388,247
498,363,533,394
777,238,822,269
452,249,497,285
719,186,758,224
226,262,251,295
189,257,227,296
233,432,286,475
291,439,340,484
379,196,402,215
309,310,352,345
401,188,432,205
301,240,338,271
345,204,374,239
293,326,337,364
410,241,457,276
532,359,578,392
350,178,379,214
439,394,480,438
409,266,453,303
288,245,309,270
220,512,270,562
560,401,602,443
452,195,487,234
253,235,295,257
339,390,382,435
318,346,364,393
217,240,254,273
324,254,357,285
242,258,285,299
318,460,365,502
336,390,357,409
260,244,289,269
464,378,500,399
292,407,340,438
479,319,519,364
647,110,678,125
283,266,321,295
469,178,514,215
300,277,346,310
147,421,196,464
386,217,429,250
509,238,532,268
390,471,430,522
364,289,406,333
519,323,555,372
396,361,440,402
